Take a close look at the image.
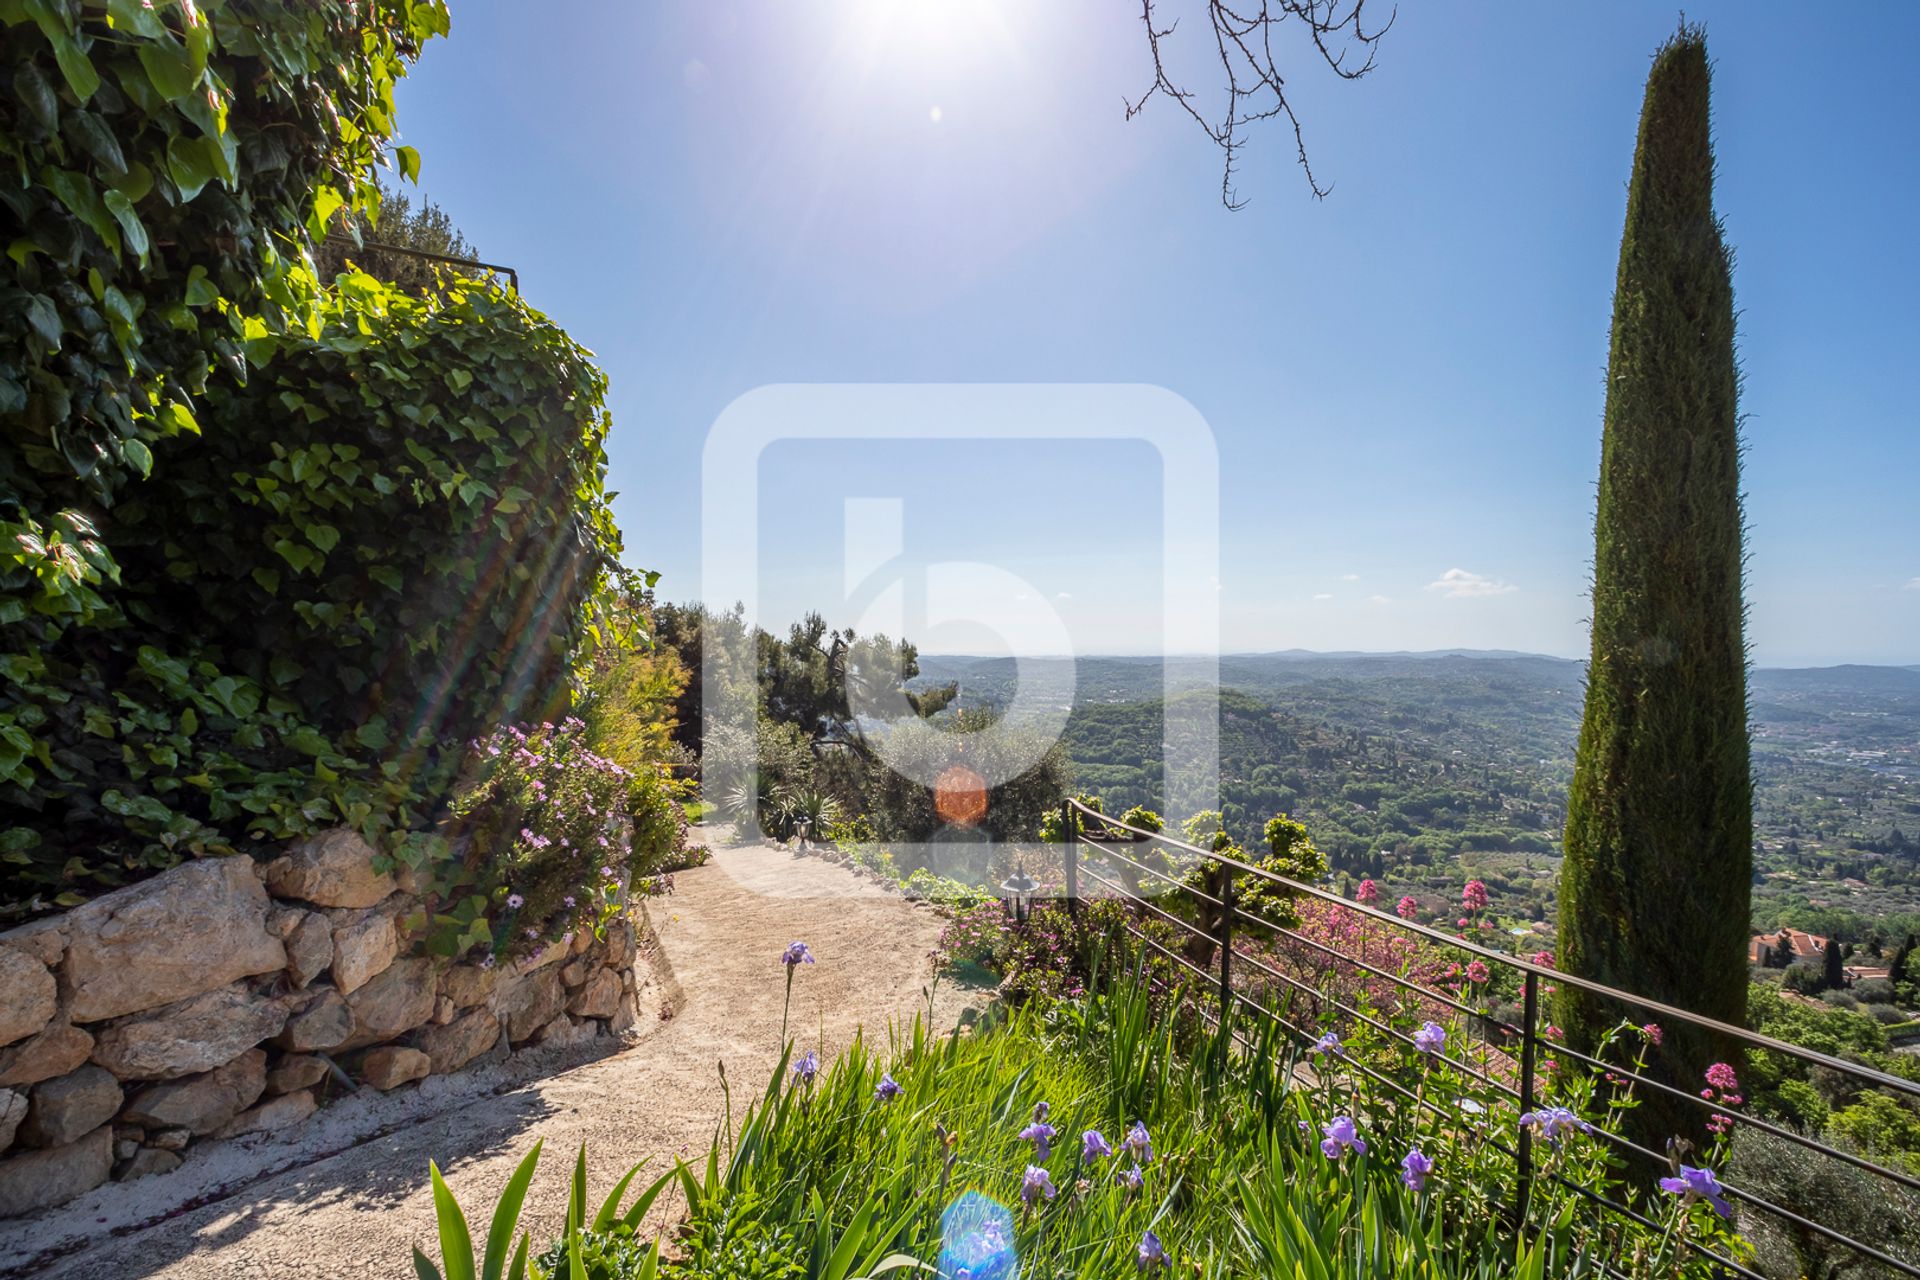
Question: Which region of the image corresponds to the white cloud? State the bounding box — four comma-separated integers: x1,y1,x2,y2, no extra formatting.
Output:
1054,591,1072,600
1368,595,1392,605
1341,573,1360,581
1904,577,1920,591
1312,593,1333,601
1426,568,1518,599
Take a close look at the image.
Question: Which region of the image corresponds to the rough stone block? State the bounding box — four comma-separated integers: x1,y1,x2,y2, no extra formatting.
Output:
116,1147,181,1181
266,829,396,909
120,1049,266,1136
0,1089,24,1148
339,958,435,1050
90,984,288,1080
0,1125,112,1217
64,857,284,1024
497,968,565,1044
0,947,55,1050
20,1066,122,1149
440,963,499,1010
415,1009,499,1075
285,912,334,990
0,1024,93,1089
566,969,622,1021
360,1047,429,1091
212,1088,316,1140
265,1054,330,1096
275,990,353,1054
328,906,398,997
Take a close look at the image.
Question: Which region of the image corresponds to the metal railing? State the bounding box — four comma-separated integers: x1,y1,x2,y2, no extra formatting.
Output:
1058,797,1920,1278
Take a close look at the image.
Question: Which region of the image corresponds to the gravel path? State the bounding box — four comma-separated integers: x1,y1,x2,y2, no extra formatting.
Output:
1,834,982,1279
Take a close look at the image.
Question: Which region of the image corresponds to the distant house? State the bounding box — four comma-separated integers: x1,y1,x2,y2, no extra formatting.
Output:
1749,928,1830,965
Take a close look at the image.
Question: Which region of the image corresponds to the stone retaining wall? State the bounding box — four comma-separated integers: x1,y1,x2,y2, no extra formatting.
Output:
0,832,647,1218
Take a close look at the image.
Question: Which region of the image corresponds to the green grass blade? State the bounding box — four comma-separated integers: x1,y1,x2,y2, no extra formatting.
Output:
505,1235,528,1280
568,1144,588,1236
427,1162,476,1280
592,1159,648,1232
823,1198,875,1280
482,1139,542,1280
621,1167,681,1231
412,1246,443,1280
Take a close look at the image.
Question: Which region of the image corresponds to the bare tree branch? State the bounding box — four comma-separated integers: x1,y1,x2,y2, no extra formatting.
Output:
1126,0,1394,208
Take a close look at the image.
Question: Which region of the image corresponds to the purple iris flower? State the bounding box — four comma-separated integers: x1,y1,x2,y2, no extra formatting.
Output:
1660,1165,1733,1220
1412,1021,1447,1056
1124,1121,1153,1163
1137,1229,1165,1270
1019,1120,1057,1160
1019,1165,1056,1206
1032,1101,1050,1122
1401,1147,1433,1191
1320,1115,1367,1159
1082,1129,1113,1161
781,941,816,966
1519,1106,1591,1146
792,1049,818,1085
1312,1031,1344,1058
1116,1164,1143,1191
875,1073,902,1102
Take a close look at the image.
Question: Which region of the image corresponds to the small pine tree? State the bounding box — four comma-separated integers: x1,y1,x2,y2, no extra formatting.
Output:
1557,26,1751,1155
1823,937,1846,991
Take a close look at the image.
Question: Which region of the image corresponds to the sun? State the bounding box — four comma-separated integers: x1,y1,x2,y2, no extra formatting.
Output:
835,0,1026,87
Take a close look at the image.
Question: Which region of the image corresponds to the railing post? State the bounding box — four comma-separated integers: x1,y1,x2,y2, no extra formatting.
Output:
1062,800,1078,918
1517,968,1539,1221
1218,876,1235,1018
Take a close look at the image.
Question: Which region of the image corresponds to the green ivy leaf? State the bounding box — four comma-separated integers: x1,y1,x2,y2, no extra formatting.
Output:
136,37,202,102
166,135,215,202
13,62,60,132
45,27,102,101
184,264,218,307
24,295,62,348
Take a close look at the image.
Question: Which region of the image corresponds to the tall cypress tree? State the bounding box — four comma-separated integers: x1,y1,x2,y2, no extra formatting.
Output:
1558,27,1752,1155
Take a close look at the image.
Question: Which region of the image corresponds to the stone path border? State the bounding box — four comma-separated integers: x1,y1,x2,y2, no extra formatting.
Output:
0,833,983,1278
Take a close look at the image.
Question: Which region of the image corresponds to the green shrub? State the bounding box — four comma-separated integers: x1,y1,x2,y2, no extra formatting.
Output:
2,0,444,532
4,269,623,917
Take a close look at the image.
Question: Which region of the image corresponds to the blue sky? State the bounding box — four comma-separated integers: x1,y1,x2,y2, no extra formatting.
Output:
391,2,1919,667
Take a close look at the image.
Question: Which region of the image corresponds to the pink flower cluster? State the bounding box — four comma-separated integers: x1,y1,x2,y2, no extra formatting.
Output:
1702,1061,1742,1135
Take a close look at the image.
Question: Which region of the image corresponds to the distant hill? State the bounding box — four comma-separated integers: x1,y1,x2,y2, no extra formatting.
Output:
912,651,1920,931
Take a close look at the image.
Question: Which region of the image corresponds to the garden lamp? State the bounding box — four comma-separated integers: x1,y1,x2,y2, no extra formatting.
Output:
1001,863,1039,925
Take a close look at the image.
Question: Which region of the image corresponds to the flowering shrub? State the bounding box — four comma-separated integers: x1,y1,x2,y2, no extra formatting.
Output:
432,720,681,961
934,899,1180,1002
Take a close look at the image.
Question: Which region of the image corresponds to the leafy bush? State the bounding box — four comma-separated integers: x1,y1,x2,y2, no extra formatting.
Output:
2,0,445,527
900,867,993,909
5,268,623,917
935,899,1182,1002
